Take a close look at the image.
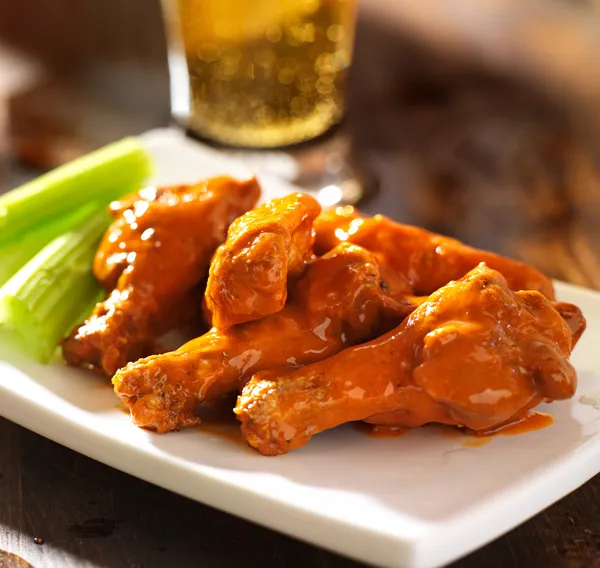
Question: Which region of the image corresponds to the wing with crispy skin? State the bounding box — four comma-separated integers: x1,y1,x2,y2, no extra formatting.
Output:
113,243,417,432
314,207,555,299
236,264,582,455
62,176,260,376
205,193,321,329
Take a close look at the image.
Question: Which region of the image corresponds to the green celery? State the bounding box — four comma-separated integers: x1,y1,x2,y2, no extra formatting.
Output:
0,208,111,363
0,203,102,288
0,137,153,247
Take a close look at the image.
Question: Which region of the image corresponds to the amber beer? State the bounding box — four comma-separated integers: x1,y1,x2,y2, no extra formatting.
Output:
166,0,357,148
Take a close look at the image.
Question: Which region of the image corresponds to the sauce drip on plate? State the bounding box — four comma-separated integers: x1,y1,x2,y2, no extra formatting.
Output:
462,437,492,448
193,405,247,447
467,411,554,438
356,412,553,445
356,423,411,438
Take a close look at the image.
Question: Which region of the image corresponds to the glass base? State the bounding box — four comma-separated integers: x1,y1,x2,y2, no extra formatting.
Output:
182,122,365,207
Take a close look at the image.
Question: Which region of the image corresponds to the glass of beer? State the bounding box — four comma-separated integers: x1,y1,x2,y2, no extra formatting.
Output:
161,0,361,203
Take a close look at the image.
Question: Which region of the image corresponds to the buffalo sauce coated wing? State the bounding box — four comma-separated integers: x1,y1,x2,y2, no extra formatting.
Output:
236,264,584,455
314,206,555,300
113,243,418,433
62,177,260,376
205,193,321,329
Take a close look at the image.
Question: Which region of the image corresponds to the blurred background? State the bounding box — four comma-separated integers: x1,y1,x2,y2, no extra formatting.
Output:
1,0,600,285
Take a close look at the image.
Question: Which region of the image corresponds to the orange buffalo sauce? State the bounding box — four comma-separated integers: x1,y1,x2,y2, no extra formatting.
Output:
195,420,246,446
467,411,554,438
356,423,412,438
462,437,492,448
193,405,247,447
356,411,553,445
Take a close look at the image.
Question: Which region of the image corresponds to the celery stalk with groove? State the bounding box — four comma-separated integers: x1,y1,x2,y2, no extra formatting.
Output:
0,137,152,246
0,209,111,363
0,203,103,287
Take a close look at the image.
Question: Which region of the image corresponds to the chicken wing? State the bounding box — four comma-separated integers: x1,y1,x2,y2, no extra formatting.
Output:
236,264,583,455
113,243,418,433
205,193,321,329
63,176,260,376
314,206,555,299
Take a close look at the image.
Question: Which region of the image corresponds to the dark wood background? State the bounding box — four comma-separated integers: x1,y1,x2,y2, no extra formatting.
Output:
1,2,600,567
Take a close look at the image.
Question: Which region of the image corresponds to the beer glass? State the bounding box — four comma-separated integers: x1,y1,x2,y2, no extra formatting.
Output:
161,0,360,203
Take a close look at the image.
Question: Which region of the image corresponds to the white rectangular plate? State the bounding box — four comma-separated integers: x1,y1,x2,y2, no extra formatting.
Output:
1,128,600,568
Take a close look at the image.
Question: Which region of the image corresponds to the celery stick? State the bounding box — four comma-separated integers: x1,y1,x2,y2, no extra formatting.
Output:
0,203,102,287
0,137,153,246
0,209,110,363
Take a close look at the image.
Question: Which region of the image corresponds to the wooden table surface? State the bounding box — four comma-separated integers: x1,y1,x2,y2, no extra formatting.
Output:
2,7,600,568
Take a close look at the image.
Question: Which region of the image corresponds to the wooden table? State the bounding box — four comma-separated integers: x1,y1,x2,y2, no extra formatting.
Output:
2,9,600,568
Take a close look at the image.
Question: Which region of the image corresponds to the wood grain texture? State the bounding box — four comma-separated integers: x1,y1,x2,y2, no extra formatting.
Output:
2,417,599,568
2,4,600,568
